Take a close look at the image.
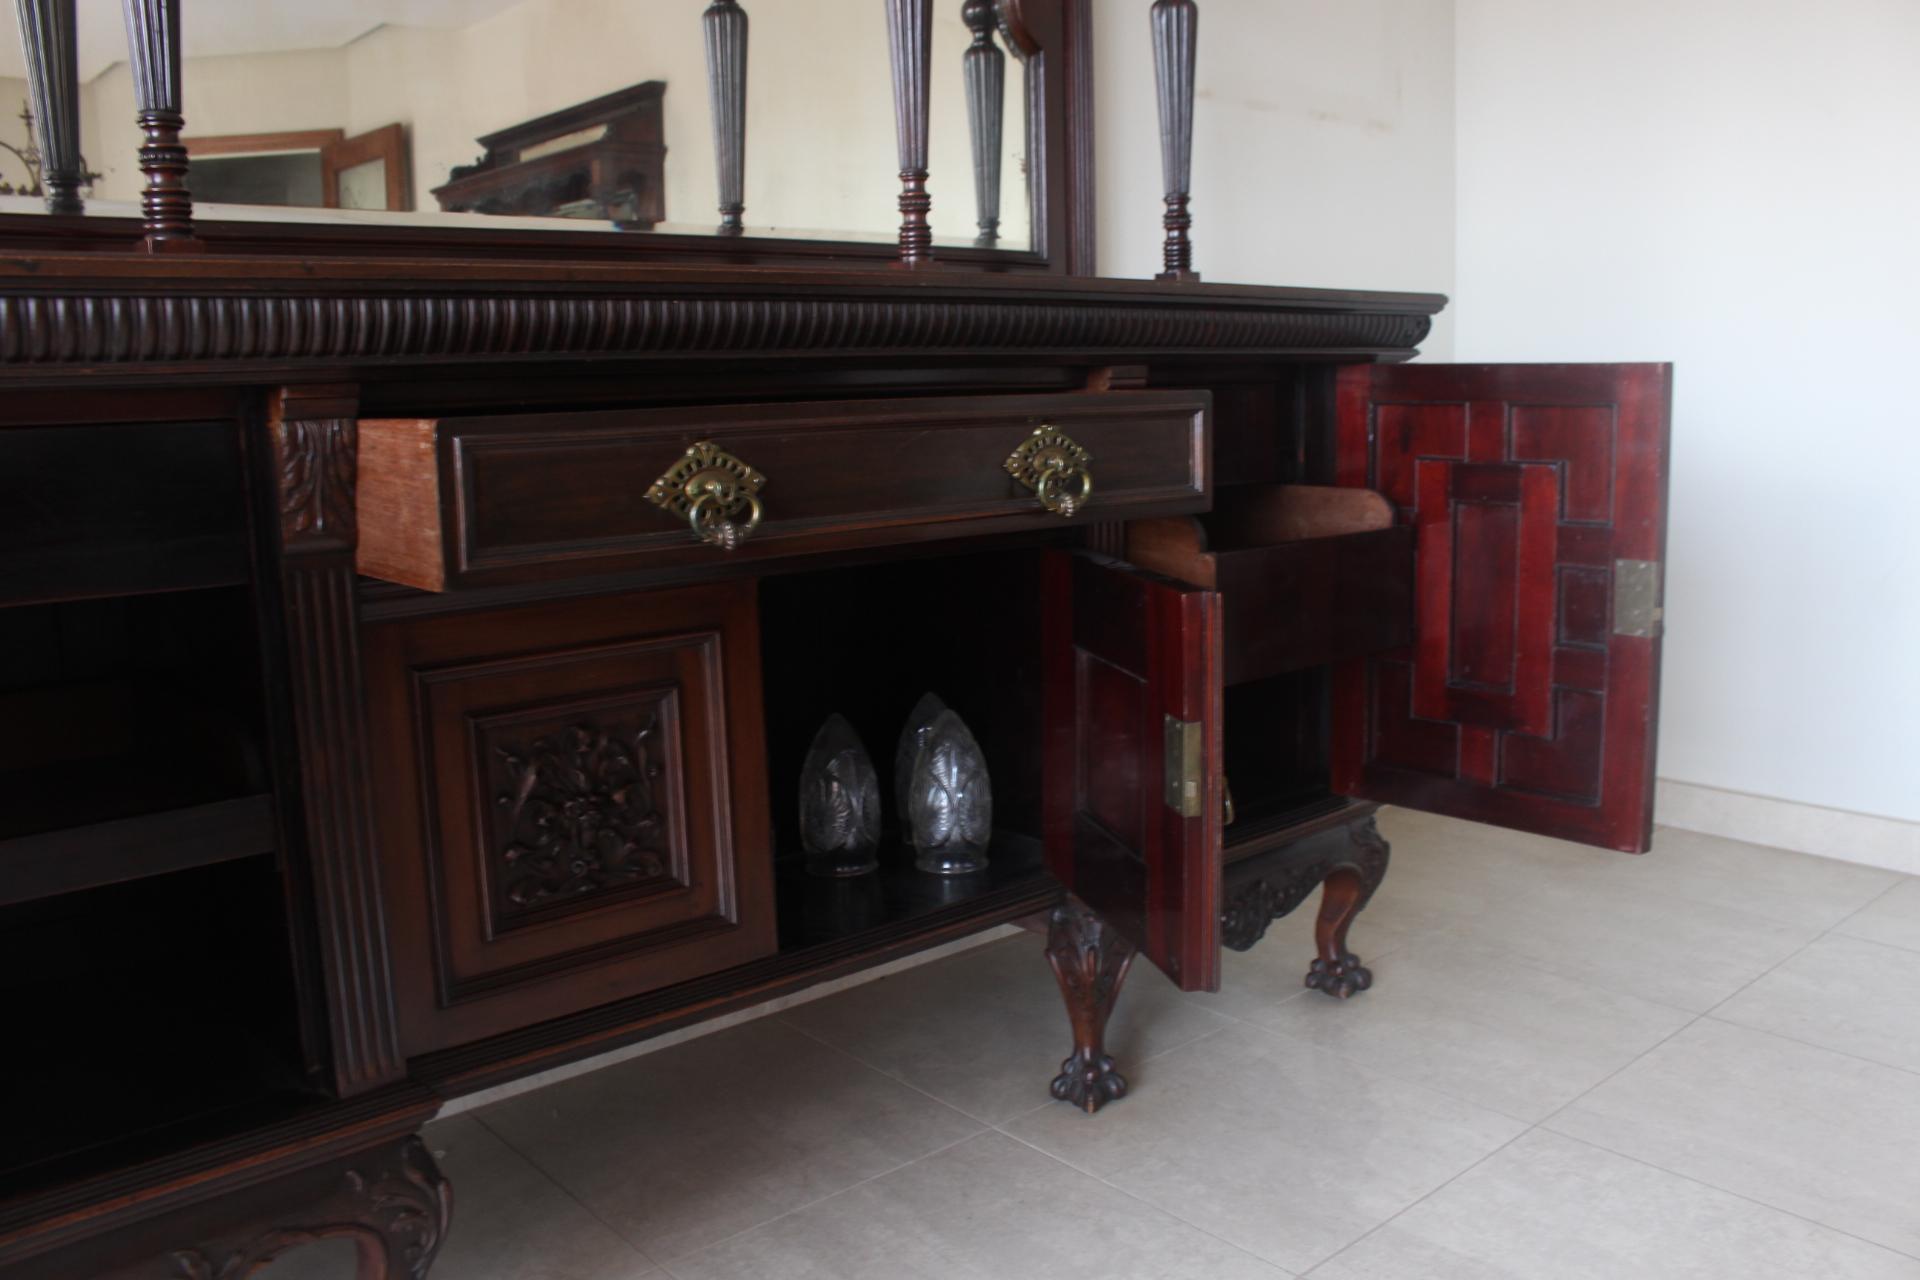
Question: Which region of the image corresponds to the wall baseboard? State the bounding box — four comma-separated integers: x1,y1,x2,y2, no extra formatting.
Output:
1657,778,1920,877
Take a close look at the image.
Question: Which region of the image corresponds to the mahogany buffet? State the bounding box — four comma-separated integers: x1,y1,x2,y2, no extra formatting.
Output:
0,1,1669,1275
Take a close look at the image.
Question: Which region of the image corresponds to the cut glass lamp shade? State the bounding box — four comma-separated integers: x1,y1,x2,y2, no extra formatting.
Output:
894,691,948,846
906,709,992,875
798,714,882,877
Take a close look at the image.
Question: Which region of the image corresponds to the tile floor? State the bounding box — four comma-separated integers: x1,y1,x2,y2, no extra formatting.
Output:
281,808,1920,1278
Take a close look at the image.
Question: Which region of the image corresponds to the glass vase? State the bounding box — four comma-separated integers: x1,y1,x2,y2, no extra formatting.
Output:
798,713,881,877
906,708,992,875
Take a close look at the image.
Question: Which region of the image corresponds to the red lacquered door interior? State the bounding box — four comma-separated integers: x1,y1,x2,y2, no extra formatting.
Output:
1042,552,1223,990
1331,363,1672,852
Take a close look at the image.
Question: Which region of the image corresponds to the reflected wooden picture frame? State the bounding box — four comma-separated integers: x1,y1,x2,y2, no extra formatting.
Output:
182,124,411,212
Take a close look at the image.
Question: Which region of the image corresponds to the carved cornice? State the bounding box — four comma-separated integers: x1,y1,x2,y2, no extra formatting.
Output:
0,288,1432,371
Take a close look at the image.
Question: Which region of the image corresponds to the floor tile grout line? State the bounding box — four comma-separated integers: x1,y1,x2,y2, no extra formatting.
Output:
1825,873,1909,934
775,1014,1014,1128
1536,1125,1920,1265
1197,958,1703,1130
986,1122,1302,1276
1697,929,1830,1020
1294,1124,1540,1278
649,1129,989,1269
1535,1007,1708,1129
1694,1011,1920,1082
777,959,1249,1124
465,1109,672,1273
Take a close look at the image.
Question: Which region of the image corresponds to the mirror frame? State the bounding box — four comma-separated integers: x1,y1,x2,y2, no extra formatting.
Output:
0,0,1094,275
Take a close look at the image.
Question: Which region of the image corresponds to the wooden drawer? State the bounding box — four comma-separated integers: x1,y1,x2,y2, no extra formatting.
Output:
357,390,1209,590
363,581,774,1055
1127,486,1414,686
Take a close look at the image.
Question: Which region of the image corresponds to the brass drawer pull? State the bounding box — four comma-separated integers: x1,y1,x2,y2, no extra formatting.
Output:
646,441,767,550
1005,425,1094,518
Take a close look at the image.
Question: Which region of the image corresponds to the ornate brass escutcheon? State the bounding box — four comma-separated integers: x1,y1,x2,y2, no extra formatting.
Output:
645,440,766,550
1004,424,1094,517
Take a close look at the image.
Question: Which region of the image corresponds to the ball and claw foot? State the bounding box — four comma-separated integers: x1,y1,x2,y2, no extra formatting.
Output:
1051,1049,1128,1113
1305,952,1372,998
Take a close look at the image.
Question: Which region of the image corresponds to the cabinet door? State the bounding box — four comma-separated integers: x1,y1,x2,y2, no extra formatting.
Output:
1043,552,1223,991
364,583,775,1055
1331,364,1671,852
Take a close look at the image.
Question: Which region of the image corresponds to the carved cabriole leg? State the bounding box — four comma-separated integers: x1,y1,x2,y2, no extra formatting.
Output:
702,0,748,233
119,0,200,251
14,0,84,213
1219,812,1391,999
1045,901,1136,1113
268,386,406,1096
168,1136,452,1280
1306,817,1389,997
885,0,935,265
961,0,1004,245
1149,0,1198,281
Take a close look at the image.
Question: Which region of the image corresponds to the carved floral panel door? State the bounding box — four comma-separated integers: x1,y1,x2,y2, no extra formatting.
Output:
363,582,775,1055
1331,364,1672,853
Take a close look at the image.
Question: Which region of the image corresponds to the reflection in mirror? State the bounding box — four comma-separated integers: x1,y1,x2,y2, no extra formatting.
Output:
0,1,1032,249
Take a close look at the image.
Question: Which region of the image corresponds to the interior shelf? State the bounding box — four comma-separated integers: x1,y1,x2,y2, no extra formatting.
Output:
0,793,276,909
0,856,316,1199
776,832,1048,953
0,421,249,609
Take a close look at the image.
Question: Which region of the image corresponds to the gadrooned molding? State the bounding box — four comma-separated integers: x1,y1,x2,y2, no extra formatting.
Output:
0,291,1433,368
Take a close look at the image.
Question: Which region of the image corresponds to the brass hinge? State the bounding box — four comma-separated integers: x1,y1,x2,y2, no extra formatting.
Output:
1614,559,1664,637
1164,715,1204,818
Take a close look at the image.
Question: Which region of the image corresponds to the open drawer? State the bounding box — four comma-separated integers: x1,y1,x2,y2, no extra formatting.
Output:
356,390,1209,591
1124,485,1415,686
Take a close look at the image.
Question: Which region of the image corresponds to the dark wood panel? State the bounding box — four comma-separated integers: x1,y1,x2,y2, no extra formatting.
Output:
358,391,1210,590
364,581,776,1056
1332,363,1672,853
1043,552,1221,991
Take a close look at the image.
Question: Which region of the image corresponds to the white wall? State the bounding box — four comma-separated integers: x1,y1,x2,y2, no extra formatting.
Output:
1452,0,1920,823
1094,0,1456,356
84,48,350,202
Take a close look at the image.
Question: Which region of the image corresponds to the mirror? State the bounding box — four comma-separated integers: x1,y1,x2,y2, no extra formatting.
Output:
0,1,1033,251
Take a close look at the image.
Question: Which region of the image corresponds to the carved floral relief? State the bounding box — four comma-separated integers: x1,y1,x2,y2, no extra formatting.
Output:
487,705,676,922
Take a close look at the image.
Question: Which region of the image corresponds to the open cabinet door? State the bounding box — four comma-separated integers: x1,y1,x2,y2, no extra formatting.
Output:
1332,364,1672,853
1043,552,1223,991
322,124,412,211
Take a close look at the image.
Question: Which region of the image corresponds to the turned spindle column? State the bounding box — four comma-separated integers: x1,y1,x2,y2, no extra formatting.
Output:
961,0,1004,245
885,0,935,266
14,0,84,213
120,0,199,251
704,0,748,233
1150,0,1197,281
